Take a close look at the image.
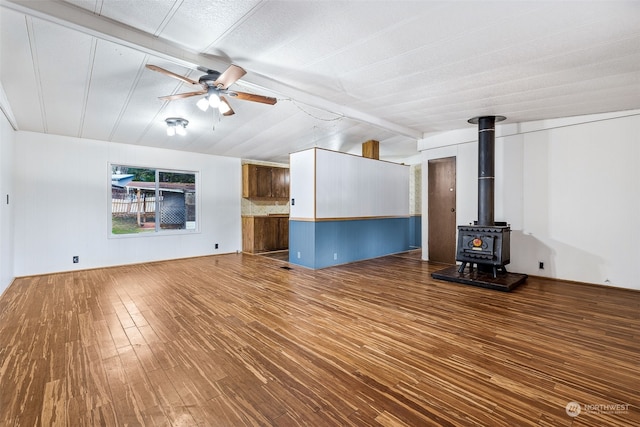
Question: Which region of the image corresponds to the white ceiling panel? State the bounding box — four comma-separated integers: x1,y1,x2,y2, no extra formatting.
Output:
0,8,45,132
80,39,149,141
161,0,264,52
67,0,178,36
1,0,639,164
32,18,94,136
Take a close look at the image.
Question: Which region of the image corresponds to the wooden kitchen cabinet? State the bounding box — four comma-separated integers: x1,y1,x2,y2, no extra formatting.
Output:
242,164,290,199
242,215,289,253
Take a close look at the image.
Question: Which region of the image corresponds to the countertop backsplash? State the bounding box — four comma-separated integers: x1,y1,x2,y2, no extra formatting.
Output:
241,198,290,217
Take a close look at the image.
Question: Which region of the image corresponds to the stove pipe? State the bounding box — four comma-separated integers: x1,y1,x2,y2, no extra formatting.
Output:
468,115,506,226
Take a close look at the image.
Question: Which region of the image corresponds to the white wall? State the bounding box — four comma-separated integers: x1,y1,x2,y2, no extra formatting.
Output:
420,110,640,290
13,131,241,276
314,148,409,219
290,148,410,220
289,149,316,219
0,112,15,295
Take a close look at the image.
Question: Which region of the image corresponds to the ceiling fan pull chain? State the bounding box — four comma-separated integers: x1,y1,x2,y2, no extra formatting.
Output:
213,108,221,130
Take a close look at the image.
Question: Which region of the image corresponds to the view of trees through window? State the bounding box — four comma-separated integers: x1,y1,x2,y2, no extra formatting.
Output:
111,165,197,235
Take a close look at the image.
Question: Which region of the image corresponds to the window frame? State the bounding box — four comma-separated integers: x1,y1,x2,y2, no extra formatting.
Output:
109,163,200,238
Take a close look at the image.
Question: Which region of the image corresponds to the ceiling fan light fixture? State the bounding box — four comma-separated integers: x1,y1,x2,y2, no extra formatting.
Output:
208,92,221,108
165,117,188,136
219,98,232,114
148,64,274,123
196,97,210,111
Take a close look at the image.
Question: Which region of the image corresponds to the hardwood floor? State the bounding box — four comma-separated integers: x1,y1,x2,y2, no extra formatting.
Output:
1,252,638,426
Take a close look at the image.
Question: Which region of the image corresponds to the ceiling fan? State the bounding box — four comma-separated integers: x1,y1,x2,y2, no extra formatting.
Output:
146,64,277,117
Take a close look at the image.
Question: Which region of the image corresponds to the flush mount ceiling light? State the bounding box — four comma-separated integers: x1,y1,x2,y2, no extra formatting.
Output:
165,117,188,136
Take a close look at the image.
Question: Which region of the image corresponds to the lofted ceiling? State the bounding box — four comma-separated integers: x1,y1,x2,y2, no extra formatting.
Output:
1,0,639,164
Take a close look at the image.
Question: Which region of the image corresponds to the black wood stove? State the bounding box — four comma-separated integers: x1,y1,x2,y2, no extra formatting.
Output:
456,116,510,278
433,115,526,291
456,223,510,278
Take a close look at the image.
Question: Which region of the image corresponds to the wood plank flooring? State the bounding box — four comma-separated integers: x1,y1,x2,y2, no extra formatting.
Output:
1,252,639,426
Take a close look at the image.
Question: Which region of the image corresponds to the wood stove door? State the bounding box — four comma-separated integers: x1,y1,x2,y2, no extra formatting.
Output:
428,157,456,264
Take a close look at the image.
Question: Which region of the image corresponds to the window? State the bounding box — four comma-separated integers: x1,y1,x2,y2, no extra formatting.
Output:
111,164,197,235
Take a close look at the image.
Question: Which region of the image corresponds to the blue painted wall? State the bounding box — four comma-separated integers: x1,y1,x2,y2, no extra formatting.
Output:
288,220,316,268
409,215,422,248
289,217,411,269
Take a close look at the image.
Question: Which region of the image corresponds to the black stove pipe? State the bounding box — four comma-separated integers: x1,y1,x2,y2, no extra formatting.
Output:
468,115,505,226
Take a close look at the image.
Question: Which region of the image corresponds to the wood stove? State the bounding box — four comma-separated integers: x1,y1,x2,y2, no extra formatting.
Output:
456,223,510,278
455,115,510,278
433,115,526,291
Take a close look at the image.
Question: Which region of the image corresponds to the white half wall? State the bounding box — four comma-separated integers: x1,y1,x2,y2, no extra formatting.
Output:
290,147,410,220
13,131,241,276
314,148,409,219
420,110,640,290
289,149,316,219
0,111,15,295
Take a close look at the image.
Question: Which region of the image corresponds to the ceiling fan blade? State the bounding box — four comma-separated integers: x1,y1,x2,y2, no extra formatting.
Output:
158,90,207,101
146,64,201,86
213,64,247,89
227,91,277,105
219,96,235,116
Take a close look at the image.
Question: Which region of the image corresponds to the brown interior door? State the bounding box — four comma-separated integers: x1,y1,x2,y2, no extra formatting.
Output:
428,157,456,264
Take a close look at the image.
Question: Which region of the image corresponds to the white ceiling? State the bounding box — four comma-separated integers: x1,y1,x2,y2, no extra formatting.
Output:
1,0,639,164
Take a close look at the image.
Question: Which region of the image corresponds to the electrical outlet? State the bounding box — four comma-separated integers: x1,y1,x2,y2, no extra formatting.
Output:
334,253,337,260
539,261,544,269
73,256,79,264
297,251,301,259
215,243,219,249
